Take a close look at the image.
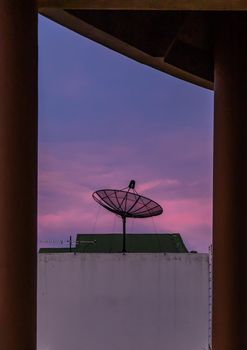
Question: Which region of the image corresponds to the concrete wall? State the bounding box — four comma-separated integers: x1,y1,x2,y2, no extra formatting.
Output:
38,253,209,350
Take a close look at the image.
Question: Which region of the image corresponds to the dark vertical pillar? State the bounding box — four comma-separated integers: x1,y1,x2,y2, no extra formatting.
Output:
0,1,38,349
213,13,247,349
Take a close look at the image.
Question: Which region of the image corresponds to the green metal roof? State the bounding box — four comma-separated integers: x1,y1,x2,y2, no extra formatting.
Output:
39,233,188,253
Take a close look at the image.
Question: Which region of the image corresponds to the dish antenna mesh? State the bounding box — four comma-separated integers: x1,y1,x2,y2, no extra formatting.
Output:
92,180,163,252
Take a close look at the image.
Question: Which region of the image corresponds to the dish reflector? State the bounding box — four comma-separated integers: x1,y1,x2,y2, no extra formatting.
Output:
93,189,163,218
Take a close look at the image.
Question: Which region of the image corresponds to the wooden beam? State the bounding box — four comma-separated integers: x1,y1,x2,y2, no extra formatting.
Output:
38,0,247,11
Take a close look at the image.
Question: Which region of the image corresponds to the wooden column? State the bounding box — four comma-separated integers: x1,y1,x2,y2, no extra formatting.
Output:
213,13,247,349
0,1,38,349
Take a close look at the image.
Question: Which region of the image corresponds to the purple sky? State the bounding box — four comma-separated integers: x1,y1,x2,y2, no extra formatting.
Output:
38,15,214,252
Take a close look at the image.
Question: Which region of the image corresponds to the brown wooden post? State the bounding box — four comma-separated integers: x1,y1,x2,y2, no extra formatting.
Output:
213,13,247,349
0,1,38,349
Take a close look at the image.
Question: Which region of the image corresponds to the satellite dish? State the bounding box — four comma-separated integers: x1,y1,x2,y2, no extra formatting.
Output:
92,180,163,252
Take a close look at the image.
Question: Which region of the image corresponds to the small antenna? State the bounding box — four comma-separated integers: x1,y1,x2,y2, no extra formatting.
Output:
40,235,97,253
68,235,72,252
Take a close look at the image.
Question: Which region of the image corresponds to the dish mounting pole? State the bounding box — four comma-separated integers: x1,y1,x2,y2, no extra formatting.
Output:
122,216,126,253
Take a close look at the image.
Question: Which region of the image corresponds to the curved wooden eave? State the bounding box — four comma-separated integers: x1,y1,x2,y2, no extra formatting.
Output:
39,8,214,89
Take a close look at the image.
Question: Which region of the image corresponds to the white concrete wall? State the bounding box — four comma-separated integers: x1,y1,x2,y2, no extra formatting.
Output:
38,253,209,350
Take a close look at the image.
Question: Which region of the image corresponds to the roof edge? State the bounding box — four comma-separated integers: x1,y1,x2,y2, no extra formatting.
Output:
39,0,247,11
40,9,213,90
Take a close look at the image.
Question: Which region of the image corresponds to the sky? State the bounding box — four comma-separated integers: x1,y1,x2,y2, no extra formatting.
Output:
38,15,214,252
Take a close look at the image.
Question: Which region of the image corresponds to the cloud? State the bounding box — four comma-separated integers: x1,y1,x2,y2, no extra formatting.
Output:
138,179,180,193
38,138,212,252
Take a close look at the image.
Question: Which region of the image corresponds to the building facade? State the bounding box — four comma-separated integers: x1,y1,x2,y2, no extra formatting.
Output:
38,235,209,350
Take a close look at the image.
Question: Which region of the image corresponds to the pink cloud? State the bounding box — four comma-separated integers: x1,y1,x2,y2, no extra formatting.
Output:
38,134,212,252
138,178,180,193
